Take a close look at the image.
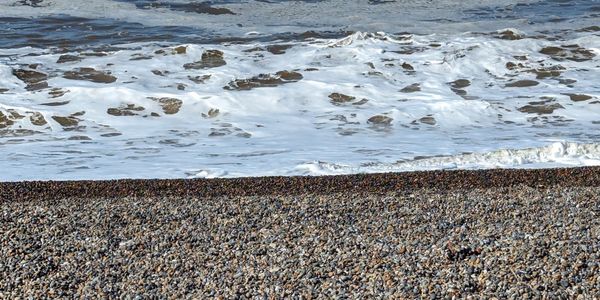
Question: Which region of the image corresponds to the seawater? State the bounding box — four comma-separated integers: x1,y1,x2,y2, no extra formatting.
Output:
0,0,599,180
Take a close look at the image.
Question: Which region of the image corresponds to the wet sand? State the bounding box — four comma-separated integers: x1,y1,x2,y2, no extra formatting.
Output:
1,167,600,298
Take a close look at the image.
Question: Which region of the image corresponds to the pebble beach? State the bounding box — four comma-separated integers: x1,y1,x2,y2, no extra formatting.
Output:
2,167,600,298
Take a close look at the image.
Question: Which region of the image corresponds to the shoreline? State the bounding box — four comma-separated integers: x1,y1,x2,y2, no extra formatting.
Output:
2,166,600,201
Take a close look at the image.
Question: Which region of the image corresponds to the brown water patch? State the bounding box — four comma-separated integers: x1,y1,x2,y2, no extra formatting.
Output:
68,135,92,141
41,100,70,106
558,78,577,87
202,108,220,119
518,103,564,114
352,98,369,106
277,70,303,81
449,79,470,89
529,65,564,79
391,47,428,55
151,70,169,76
539,46,595,62
577,26,600,32
497,29,523,40
155,46,187,55
12,69,49,91
188,75,211,84
29,112,47,126
57,55,82,64
209,126,251,138
52,116,79,127
419,116,437,125
513,55,528,61
148,97,183,114
266,44,293,55
64,68,116,83
184,50,226,69
48,88,69,98
107,104,145,116
101,132,122,137
401,62,414,71
153,2,236,15
505,80,539,88
563,93,592,102
367,115,393,125
0,129,38,137
451,88,467,96
0,112,14,129
6,110,24,120
224,71,303,91
130,54,153,61
328,93,355,104
400,83,421,93
505,62,525,70
81,52,108,57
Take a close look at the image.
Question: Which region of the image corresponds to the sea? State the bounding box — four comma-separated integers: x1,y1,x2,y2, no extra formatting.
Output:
0,0,599,180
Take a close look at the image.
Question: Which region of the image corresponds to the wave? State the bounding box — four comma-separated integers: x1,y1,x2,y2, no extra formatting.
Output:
295,142,600,175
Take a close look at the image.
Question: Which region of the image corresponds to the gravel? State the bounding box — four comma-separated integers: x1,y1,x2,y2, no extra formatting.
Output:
1,168,600,298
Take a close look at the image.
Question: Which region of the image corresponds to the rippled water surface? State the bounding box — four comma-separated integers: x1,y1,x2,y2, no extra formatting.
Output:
1,0,599,180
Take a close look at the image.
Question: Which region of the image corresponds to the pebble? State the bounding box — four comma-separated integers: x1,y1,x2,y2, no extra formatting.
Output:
1,168,600,297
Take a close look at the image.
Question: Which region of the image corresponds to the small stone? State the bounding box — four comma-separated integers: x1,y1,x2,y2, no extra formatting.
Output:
367,115,393,125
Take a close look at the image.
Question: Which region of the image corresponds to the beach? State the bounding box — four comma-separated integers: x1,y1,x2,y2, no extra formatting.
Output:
1,0,600,297
2,167,599,298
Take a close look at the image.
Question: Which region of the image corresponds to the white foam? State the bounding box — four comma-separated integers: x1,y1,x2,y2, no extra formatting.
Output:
1,30,599,180
294,142,600,176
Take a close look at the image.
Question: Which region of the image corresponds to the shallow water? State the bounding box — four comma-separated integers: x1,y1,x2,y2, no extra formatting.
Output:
1,0,599,180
